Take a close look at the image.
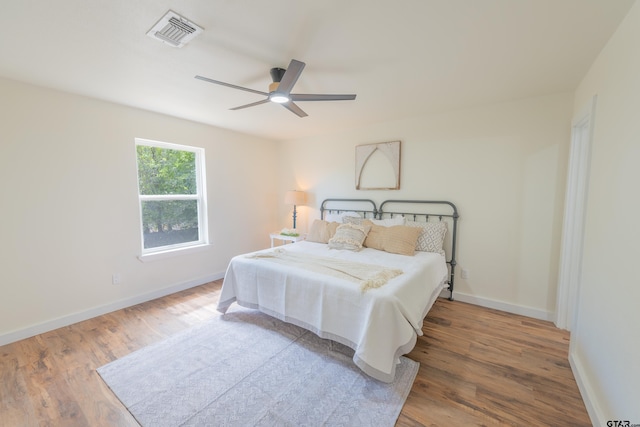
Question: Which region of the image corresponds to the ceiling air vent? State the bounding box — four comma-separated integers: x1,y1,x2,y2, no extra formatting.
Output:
147,10,203,48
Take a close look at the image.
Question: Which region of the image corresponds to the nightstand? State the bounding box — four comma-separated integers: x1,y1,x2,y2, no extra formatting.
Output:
270,232,306,247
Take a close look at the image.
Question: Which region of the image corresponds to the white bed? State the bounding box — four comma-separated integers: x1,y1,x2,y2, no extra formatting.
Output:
217,199,459,382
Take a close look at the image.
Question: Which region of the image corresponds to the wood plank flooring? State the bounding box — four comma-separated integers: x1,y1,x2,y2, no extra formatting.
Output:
0,280,591,426
399,299,590,426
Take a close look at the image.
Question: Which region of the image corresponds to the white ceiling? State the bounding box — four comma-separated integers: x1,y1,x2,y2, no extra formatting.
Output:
0,1,634,141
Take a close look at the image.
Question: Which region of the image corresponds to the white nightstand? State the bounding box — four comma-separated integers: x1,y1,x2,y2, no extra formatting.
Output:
270,232,306,247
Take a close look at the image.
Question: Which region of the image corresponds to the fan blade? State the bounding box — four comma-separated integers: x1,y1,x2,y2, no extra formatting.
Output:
290,94,357,102
230,99,270,110
281,101,308,118
195,75,268,97
276,60,305,94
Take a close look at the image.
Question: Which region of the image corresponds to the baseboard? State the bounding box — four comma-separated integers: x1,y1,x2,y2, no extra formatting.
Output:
569,347,603,426
0,271,225,347
452,291,555,322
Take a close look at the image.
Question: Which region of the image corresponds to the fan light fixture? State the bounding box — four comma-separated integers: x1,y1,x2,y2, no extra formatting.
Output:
269,93,290,103
268,77,289,103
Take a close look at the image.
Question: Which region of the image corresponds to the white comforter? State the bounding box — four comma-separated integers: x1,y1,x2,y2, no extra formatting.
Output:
217,241,448,382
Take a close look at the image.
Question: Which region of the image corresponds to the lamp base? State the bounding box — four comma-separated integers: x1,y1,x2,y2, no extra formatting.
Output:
292,205,298,229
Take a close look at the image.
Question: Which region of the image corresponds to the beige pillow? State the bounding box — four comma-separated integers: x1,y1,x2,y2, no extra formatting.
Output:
406,220,447,255
361,220,384,250
307,220,340,244
383,226,422,255
363,220,422,256
328,223,371,251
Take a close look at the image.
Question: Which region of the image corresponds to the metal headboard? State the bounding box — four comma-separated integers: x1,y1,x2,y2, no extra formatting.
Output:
320,198,378,220
379,199,459,301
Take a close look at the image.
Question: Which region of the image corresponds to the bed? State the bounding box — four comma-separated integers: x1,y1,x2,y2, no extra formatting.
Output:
217,199,459,382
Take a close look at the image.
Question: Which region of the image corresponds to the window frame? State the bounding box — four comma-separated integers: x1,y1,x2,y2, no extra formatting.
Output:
134,138,209,259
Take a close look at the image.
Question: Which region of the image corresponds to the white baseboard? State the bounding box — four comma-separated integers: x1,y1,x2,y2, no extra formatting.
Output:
569,347,602,426
451,291,555,322
0,271,225,347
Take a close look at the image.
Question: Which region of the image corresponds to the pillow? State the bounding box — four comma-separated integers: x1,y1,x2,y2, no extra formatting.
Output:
307,220,340,244
369,216,405,227
328,223,371,251
324,211,361,223
363,221,421,256
343,215,365,226
406,220,447,255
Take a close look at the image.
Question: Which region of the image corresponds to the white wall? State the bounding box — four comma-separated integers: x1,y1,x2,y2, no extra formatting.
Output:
0,78,278,344
278,92,573,320
570,1,640,423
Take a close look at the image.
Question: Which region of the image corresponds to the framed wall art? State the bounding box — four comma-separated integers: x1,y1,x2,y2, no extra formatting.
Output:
355,140,401,190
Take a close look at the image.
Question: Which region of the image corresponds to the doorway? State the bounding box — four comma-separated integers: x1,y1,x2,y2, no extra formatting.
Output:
555,96,597,331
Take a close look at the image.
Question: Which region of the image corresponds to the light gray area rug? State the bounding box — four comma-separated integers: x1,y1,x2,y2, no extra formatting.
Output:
97,306,419,427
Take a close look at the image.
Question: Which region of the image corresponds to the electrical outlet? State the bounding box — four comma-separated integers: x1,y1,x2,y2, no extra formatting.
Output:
461,268,470,280
112,273,122,285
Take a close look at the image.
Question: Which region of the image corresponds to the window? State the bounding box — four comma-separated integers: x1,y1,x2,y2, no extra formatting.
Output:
135,138,208,255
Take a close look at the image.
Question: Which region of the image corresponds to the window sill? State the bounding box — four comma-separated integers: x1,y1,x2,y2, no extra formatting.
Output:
137,243,211,263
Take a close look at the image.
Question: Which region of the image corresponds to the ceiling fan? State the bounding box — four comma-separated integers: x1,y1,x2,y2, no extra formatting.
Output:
195,59,356,118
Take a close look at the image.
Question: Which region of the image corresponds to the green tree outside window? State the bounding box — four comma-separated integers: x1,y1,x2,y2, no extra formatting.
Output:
136,143,205,251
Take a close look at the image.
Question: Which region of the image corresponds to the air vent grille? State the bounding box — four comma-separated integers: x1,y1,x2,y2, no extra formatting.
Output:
147,11,203,48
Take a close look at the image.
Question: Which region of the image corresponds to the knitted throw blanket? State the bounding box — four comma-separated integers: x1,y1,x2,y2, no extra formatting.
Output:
246,248,403,292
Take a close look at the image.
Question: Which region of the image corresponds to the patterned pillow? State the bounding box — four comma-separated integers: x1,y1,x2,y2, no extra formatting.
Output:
328,223,371,251
406,221,447,256
307,220,340,244
343,215,365,226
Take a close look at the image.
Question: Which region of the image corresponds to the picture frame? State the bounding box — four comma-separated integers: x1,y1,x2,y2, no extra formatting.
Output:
355,140,401,190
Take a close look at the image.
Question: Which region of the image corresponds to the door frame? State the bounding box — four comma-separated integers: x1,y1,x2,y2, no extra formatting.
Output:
555,95,597,331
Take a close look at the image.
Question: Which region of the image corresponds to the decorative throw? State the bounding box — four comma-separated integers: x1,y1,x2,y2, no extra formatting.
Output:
247,248,402,291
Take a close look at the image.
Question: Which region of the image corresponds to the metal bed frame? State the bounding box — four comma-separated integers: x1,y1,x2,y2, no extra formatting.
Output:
320,198,459,300
320,198,378,219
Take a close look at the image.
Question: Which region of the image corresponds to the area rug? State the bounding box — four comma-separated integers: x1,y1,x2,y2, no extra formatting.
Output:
97,306,419,426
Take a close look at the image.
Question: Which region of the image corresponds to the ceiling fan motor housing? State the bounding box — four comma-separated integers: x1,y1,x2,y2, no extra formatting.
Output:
270,67,286,83
269,67,286,92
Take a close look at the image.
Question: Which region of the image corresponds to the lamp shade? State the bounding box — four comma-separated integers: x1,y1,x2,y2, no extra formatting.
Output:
284,190,307,206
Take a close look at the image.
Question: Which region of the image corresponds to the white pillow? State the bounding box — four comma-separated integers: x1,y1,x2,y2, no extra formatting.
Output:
406,221,447,256
370,216,405,227
324,211,361,223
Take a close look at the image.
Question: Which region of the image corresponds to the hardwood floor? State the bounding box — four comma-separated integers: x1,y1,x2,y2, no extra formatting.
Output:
399,299,590,426
0,280,590,426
